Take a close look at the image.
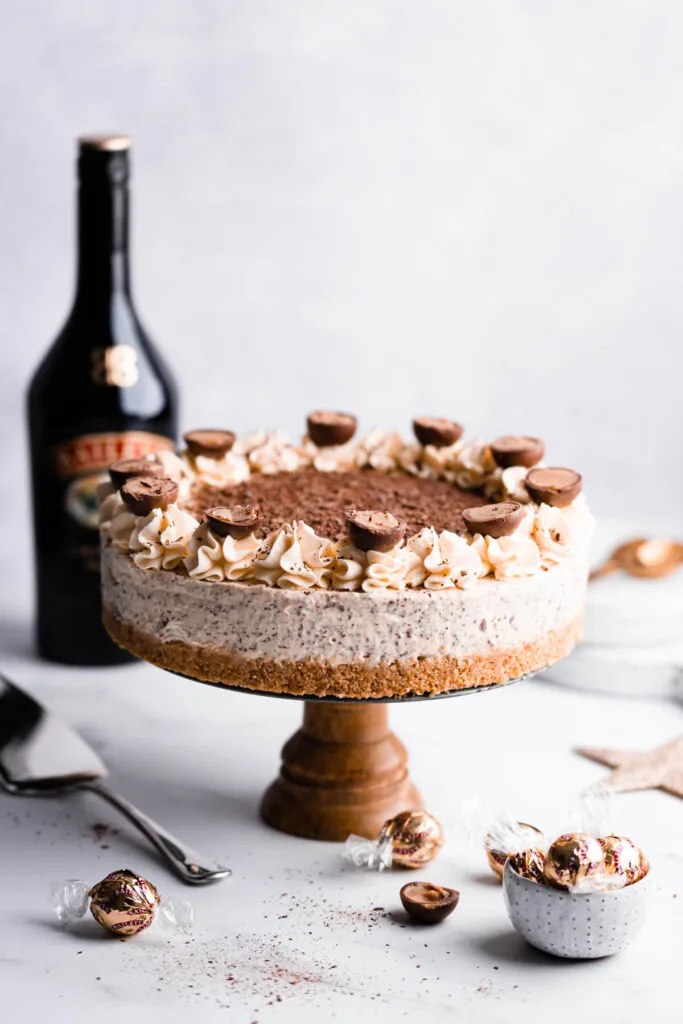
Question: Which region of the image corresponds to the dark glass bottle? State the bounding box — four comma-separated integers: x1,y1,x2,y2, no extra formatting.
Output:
28,135,178,665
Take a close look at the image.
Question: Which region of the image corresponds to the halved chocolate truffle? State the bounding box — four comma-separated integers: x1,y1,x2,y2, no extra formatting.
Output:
205,504,264,539
307,411,357,448
121,477,179,516
399,882,460,924
525,467,582,508
109,458,163,491
413,417,463,449
490,435,545,469
346,509,406,552
462,501,524,539
184,430,236,458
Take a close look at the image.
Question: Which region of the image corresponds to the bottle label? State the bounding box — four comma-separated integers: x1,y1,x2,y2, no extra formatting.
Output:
54,430,174,532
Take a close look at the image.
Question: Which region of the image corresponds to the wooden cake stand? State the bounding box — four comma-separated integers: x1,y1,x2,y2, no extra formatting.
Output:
181,674,529,842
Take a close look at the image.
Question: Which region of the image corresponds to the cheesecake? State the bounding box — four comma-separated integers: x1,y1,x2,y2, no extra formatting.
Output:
100,415,592,699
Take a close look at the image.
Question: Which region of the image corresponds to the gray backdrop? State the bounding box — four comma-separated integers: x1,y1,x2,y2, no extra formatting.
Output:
2,1,682,573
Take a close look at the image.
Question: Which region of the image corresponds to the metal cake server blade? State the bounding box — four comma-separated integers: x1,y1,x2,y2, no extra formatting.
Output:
0,674,230,884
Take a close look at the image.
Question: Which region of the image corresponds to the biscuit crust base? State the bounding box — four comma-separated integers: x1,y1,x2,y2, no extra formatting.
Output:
103,606,582,700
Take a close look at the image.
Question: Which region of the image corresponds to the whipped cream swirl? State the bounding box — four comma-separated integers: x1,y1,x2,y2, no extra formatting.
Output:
231,432,264,455
477,519,542,579
414,527,489,589
185,523,260,582
118,504,200,571
300,437,360,473
253,522,336,589
97,482,126,526
483,464,534,503
362,545,418,592
328,541,366,591
398,441,465,482
533,496,594,567
399,437,497,489
325,538,421,593
355,429,403,472
110,508,139,550
247,433,308,475
449,439,497,489
153,450,195,498
188,451,250,488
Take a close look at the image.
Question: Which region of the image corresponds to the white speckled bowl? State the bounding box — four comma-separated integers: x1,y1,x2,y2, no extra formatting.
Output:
503,860,648,959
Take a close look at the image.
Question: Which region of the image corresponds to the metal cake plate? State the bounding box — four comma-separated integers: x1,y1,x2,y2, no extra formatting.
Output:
168,667,539,703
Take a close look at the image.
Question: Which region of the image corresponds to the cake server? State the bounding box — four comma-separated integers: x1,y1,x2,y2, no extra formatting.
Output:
0,674,230,884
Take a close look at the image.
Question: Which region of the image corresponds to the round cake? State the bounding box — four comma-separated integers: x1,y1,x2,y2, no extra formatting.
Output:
99,415,593,699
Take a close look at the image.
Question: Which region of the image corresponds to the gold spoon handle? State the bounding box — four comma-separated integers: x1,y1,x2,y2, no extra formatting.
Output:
590,538,683,582
589,558,619,582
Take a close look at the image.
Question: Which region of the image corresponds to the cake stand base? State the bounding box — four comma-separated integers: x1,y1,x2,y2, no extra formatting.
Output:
260,702,422,841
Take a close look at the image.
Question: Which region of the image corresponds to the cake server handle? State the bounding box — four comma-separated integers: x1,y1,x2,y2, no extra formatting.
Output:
80,780,231,884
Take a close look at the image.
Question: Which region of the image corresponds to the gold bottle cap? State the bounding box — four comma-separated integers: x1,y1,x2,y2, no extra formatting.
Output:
78,134,131,152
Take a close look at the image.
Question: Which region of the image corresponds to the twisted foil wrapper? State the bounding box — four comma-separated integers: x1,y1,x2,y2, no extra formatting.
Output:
342,809,444,871
341,833,393,872
53,868,193,938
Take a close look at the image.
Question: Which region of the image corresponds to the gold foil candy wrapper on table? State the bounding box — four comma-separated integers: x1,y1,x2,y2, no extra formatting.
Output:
598,835,649,887
53,868,193,938
484,821,545,880
379,810,444,869
89,869,160,936
342,809,444,871
543,833,607,890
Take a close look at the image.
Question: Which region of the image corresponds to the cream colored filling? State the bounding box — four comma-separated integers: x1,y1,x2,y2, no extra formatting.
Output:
102,544,587,666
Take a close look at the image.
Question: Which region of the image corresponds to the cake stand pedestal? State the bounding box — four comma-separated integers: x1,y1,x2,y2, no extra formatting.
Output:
260,702,421,841
173,670,529,842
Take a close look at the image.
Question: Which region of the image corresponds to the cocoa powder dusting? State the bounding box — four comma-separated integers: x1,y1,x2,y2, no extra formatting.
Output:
187,469,487,540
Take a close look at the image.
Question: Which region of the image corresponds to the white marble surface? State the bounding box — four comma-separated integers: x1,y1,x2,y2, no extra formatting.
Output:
1,615,682,1023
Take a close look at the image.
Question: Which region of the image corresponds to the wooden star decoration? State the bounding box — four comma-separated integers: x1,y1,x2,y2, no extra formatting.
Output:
576,735,683,799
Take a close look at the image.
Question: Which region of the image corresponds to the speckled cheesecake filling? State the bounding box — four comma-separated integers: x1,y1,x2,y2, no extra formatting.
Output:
103,607,582,698
102,544,586,667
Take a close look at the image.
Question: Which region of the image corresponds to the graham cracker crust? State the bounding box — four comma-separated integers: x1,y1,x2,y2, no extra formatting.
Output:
103,606,582,700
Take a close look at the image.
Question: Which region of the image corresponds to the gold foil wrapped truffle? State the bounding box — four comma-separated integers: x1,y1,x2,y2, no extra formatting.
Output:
485,822,544,880
543,833,605,890
599,835,649,887
507,847,547,884
88,869,160,936
379,810,444,869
